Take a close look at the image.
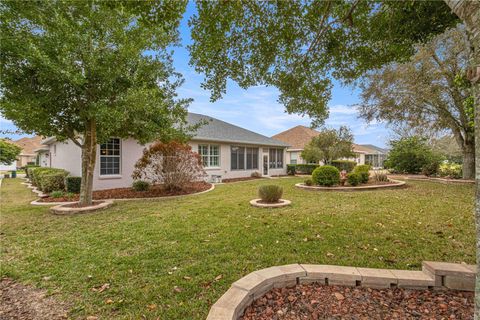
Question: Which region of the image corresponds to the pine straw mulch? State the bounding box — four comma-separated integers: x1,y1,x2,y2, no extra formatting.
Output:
0,278,69,320
241,283,474,320
38,182,211,202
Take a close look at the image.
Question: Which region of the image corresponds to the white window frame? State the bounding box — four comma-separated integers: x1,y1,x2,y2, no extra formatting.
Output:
198,144,220,168
99,138,121,176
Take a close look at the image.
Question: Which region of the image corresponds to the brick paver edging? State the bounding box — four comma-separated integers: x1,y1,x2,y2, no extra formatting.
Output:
50,200,114,215
28,183,215,206
249,199,291,208
207,261,476,320
295,178,405,192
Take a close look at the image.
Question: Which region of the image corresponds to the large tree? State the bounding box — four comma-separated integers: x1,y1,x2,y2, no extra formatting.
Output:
301,126,354,164
0,139,21,166
189,0,480,316
0,1,189,205
358,26,474,179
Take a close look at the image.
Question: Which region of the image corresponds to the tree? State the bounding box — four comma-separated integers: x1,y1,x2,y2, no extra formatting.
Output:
0,1,189,205
384,136,441,174
301,126,354,164
0,139,21,165
132,141,206,191
358,26,474,179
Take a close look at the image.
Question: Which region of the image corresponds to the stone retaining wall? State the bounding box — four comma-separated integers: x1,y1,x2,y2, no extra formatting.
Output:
207,261,476,320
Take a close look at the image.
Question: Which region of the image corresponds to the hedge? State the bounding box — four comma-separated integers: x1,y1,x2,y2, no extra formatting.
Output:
289,164,319,175
30,167,69,192
65,176,82,193
331,160,357,172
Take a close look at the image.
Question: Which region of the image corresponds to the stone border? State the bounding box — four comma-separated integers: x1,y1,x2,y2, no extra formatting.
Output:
295,179,405,192
249,199,291,208
50,200,114,215
404,176,475,185
207,261,476,320
28,183,215,206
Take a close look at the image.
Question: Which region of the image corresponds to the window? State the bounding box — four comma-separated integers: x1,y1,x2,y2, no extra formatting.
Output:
100,138,121,175
198,144,220,168
290,152,298,165
231,146,259,170
269,148,284,169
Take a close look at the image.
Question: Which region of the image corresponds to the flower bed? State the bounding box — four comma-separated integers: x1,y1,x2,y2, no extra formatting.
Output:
38,182,212,202
241,283,473,320
222,177,264,183
296,179,405,191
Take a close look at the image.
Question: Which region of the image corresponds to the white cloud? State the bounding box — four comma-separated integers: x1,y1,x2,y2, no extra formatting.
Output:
329,104,358,115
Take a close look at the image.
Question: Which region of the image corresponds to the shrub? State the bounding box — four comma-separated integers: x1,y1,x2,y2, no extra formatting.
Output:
65,192,76,200
50,190,64,198
295,164,319,174
385,136,437,174
132,180,151,191
304,178,313,186
312,165,340,186
65,176,82,193
438,163,462,179
25,165,40,178
421,154,444,176
132,141,206,191
40,174,67,193
347,172,361,186
373,170,388,182
353,164,371,183
331,160,356,173
287,164,296,175
258,185,283,203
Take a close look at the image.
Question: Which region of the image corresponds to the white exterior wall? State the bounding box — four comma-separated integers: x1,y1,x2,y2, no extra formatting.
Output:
42,138,287,190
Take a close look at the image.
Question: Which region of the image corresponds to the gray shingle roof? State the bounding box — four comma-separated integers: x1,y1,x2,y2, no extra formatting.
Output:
187,113,289,147
358,144,388,154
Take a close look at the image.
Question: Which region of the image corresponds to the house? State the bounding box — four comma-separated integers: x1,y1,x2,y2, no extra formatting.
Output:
36,113,289,190
271,125,388,168
12,136,43,167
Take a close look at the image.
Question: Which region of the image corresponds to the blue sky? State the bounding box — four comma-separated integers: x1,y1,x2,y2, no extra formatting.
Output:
0,2,390,147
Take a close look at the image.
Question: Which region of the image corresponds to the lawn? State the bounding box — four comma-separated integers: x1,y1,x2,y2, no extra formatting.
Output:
0,177,475,319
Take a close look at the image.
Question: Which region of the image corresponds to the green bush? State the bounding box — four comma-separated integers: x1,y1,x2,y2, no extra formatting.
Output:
438,163,462,179
50,190,64,198
65,176,82,193
331,160,357,172
30,167,68,191
25,165,40,178
421,154,444,176
347,172,361,186
258,185,283,203
295,164,319,174
287,164,296,175
312,165,340,186
132,180,151,192
353,164,370,183
304,178,313,186
385,136,438,174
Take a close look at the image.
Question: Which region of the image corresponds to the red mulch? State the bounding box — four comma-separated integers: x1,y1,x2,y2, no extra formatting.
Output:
241,284,474,320
38,182,211,202
222,177,264,183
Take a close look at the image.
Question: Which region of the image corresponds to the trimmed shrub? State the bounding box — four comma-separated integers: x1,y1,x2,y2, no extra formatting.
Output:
132,180,151,192
65,176,82,193
25,165,40,178
287,164,296,175
438,163,462,179
331,160,356,173
40,174,67,193
312,165,340,186
347,172,361,186
258,185,283,203
304,178,313,186
50,190,64,198
353,164,371,183
353,164,371,173
295,164,319,174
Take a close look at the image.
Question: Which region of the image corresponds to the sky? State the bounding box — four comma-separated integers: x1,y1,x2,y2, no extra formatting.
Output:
0,2,390,147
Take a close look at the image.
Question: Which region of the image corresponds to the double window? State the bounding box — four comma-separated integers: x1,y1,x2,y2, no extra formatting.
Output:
269,148,284,169
290,152,298,165
198,144,220,168
100,138,121,175
231,146,259,170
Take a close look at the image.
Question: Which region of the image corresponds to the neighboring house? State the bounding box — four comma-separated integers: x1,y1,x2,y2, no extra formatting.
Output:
12,136,43,167
271,125,388,168
36,113,289,190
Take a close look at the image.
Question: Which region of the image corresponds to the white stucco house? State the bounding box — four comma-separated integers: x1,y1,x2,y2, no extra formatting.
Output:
36,113,289,190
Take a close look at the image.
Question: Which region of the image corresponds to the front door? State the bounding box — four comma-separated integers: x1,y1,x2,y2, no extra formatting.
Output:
263,154,269,176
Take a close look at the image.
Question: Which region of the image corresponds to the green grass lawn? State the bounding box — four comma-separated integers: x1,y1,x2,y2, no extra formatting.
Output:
0,177,475,319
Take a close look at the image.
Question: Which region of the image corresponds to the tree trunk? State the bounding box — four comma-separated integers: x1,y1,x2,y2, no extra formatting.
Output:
79,119,97,206
443,1,480,318
464,139,476,180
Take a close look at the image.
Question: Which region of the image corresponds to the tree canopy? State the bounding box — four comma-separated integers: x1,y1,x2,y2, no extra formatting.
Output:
189,0,458,126
301,126,354,164
0,139,21,165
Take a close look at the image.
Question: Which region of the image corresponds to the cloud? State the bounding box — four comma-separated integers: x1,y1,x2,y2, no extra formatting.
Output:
329,104,358,115
0,115,12,124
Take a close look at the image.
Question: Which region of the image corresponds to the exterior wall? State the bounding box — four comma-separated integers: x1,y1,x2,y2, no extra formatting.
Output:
16,154,36,167
38,152,49,167
43,138,287,190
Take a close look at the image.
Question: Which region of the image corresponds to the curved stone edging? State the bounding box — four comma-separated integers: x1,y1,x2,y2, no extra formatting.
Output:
295,179,405,191
249,198,291,208
29,183,215,206
405,176,474,185
207,261,476,320
50,200,114,215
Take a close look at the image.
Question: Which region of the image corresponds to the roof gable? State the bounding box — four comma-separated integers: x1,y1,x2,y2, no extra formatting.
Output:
271,125,320,149
13,136,42,155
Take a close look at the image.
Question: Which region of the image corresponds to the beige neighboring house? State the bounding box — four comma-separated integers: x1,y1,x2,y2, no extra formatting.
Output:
271,125,388,168
12,136,43,167
36,113,289,190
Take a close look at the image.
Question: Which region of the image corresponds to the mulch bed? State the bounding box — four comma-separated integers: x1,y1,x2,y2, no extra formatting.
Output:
38,182,211,202
241,283,474,320
0,278,69,320
222,177,264,183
